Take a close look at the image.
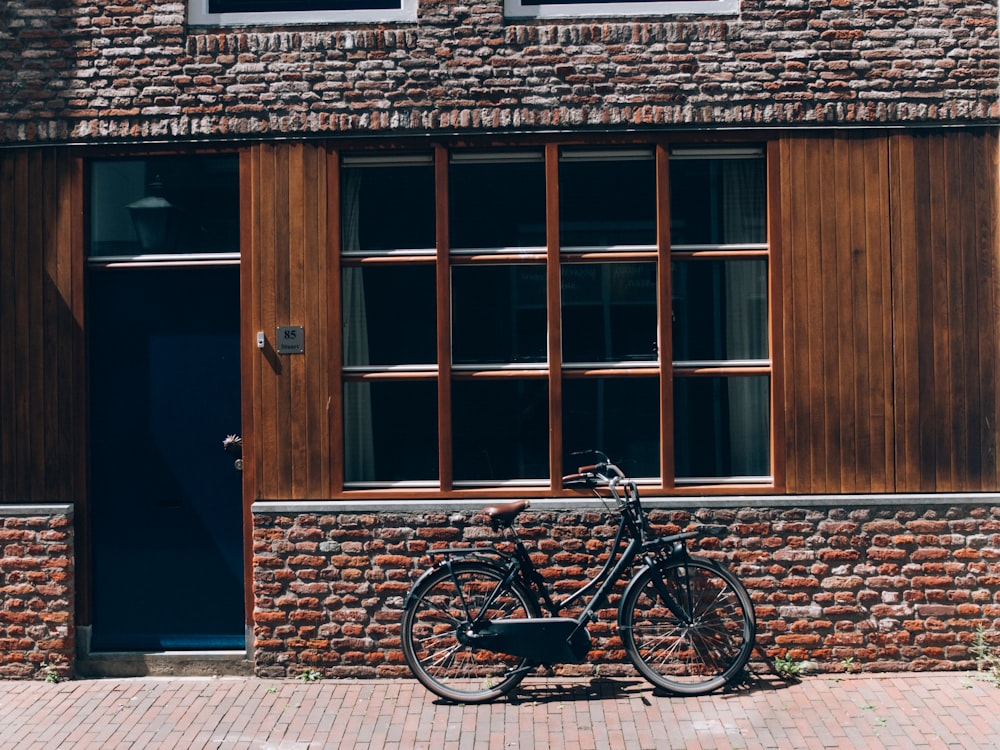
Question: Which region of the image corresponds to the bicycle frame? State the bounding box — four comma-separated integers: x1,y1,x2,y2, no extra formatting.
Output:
424,475,700,666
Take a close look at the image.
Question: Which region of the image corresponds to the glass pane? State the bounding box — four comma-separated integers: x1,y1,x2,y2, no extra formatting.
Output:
342,265,436,366
672,259,768,362
562,377,659,478
341,161,435,252
450,157,546,250
211,0,400,11
452,380,549,481
674,375,770,479
669,156,766,246
560,153,656,247
452,265,546,365
89,155,239,256
344,381,438,482
562,263,657,363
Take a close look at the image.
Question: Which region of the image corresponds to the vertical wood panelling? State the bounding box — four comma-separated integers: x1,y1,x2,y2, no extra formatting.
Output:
779,134,895,494
766,140,786,492
545,143,563,488
891,131,1000,491
246,143,330,500
0,149,82,502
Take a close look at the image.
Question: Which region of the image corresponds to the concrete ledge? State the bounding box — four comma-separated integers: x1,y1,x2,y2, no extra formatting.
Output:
0,503,73,516
254,492,1000,515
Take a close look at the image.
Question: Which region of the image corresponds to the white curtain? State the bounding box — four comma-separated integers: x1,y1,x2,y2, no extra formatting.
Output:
722,159,768,476
342,170,375,481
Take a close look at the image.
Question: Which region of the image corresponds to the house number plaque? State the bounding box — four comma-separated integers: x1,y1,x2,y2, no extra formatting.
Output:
276,326,305,354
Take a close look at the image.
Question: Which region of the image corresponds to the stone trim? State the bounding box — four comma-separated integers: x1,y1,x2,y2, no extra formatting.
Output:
254,493,1000,514
1,0,997,144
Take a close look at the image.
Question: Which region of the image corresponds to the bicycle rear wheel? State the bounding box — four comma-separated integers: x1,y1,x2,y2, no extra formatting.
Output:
619,557,755,696
401,560,540,703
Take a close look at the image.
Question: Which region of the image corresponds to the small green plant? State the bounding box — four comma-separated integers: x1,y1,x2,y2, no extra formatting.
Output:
40,663,61,684
840,656,857,674
773,655,807,679
297,668,322,683
971,625,1000,686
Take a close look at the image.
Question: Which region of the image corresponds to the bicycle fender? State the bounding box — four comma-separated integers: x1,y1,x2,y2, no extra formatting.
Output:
625,553,723,587
403,555,511,609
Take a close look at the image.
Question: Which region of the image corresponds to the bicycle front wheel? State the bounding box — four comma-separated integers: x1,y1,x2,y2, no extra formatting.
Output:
401,560,540,703
619,558,756,696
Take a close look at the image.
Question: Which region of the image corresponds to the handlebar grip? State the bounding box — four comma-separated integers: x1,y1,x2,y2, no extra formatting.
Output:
562,472,595,488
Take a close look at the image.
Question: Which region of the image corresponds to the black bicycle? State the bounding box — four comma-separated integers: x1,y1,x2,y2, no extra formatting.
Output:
400,452,756,703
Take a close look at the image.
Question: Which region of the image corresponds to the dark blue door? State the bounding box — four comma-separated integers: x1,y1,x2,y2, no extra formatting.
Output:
89,266,244,650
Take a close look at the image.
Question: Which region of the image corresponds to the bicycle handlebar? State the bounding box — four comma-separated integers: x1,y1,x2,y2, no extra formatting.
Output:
562,453,633,510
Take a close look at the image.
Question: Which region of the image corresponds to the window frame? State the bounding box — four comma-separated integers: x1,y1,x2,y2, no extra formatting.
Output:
331,140,776,497
504,0,738,19
668,146,772,485
188,0,417,26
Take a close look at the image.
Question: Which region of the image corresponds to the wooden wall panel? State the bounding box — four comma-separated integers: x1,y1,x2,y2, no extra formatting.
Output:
891,130,1000,491
0,149,82,502
244,143,331,500
779,133,895,494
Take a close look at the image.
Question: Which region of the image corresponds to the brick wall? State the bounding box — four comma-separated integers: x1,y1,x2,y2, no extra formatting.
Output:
0,506,74,681
0,0,997,144
251,500,1000,679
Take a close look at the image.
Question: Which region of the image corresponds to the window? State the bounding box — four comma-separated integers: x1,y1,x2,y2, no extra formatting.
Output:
189,0,417,25
505,0,738,20
337,144,771,492
669,148,770,483
88,155,240,265
341,155,437,485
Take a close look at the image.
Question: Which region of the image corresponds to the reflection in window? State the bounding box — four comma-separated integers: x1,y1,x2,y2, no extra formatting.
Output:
453,380,549,482
674,376,770,479
670,153,766,246
344,381,438,483
450,153,546,251
89,155,239,257
560,151,656,248
341,157,435,254
562,377,659,478
452,265,547,365
562,263,658,363
342,265,436,367
672,260,768,363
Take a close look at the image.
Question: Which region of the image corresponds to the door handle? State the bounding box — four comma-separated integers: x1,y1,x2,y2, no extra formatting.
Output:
222,434,243,471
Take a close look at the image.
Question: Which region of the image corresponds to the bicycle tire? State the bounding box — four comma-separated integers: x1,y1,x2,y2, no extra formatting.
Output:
401,560,541,703
619,557,756,696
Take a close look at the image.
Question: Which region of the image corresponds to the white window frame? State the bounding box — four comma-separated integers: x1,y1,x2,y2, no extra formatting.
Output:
188,0,418,25
505,0,736,18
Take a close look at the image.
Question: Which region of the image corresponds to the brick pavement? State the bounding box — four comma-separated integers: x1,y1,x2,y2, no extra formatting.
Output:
0,672,998,749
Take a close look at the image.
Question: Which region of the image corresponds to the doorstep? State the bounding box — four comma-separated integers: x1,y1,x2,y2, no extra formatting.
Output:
75,626,254,678
75,650,254,678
